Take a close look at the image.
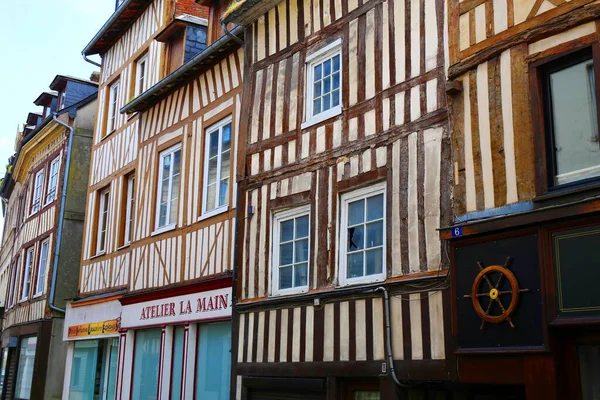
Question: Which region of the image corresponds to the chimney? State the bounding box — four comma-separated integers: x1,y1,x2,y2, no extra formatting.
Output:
90,71,100,83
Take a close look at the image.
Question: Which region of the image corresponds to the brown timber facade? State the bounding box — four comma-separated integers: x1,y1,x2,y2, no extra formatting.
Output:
226,0,453,398
443,0,600,399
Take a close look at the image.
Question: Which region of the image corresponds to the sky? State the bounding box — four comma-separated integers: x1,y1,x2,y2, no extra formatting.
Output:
0,0,115,230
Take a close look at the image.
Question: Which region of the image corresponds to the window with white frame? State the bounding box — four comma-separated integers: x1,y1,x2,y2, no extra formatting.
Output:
272,206,310,295
303,39,342,128
30,169,44,214
97,189,110,254
21,247,34,300
202,117,231,216
124,174,135,245
8,258,19,308
107,81,120,134
34,239,49,296
135,54,148,96
339,183,386,286
45,156,60,204
156,144,181,230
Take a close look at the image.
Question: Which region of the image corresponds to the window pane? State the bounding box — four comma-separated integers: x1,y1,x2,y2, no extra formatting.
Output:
347,226,364,251
219,179,229,207
69,340,99,400
550,59,600,185
294,239,309,263
131,329,161,400
333,55,340,71
209,131,219,158
294,263,308,287
279,243,293,266
323,76,331,94
313,98,321,115
366,194,384,221
296,215,309,238
314,81,321,97
348,200,365,225
280,220,294,242
15,336,37,400
323,59,331,76
314,64,322,80
206,183,216,211
208,157,218,185
366,221,384,248
196,322,231,400
170,326,185,400
172,149,181,176
105,339,119,400
323,93,331,111
332,89,340,107
222,124,232,151
347,253,364,279
279,266,293,289
366,248,383,275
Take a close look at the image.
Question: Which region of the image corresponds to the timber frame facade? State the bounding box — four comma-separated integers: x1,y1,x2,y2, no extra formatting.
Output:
442,0,600,399
225,0,453,398
0,77,97,400
63,0,243,399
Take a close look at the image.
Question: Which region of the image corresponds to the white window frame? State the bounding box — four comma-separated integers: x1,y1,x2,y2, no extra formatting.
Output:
135,54,148,96
9,260,19,308
30,169,45,214
107,81,120,134
338,182,387,287
201,116,232,219
271,205,311,296
124,174,135,245
154,144,182,233
97,189,110,254
34,239,50,297
44,156,60,205
20,247,34,301
301,39,343,130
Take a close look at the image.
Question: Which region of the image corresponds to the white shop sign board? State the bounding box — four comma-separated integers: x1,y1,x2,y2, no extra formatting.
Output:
121,287,232,328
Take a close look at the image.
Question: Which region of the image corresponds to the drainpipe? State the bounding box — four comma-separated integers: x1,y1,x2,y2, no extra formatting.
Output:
48,113,75,314
221,21,243,45
82,53,101,68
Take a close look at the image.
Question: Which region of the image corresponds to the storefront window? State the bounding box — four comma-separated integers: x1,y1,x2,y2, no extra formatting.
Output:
15,336,37,400
579,345,600,399
196,322,231,400
354,392,380,400
131,329,161,400
69,339,119,400
170,326,185,399
0,347,8,396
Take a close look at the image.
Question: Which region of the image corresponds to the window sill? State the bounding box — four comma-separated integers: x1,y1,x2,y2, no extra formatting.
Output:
152,223,176,236
198,205,229,222
116,243,131,251
534,180,600,202
270,286,309,298
338,273,386,288
100,129,116,143
32,292,43,299
300,106,342,130
90,251,106,260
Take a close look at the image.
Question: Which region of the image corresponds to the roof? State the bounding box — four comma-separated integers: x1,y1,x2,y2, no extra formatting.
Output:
222,0,282,25
121,25,244,114
82,0,153,56
33,91,58,106
156,14,208,43
49,75,98,91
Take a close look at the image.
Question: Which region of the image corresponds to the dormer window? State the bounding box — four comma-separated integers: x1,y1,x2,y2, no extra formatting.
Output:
156,17,207,78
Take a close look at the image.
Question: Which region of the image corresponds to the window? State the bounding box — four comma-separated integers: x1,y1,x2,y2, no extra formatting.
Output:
155,144,181,231
131,329,161,400
30,169,44,214
339,183,386,286
135,54,148,96
303,39,342,128
34,239,49,296
540,47,600,188
97,190,110,254
272,206,310,295
21,247,34,300
170,326,185,399
123,174,135,245
202,117,231,216
14,336,37,400
107,81,120,134
68,338,118,400
45,156,60,204
195,322,231,400
8,257,19,308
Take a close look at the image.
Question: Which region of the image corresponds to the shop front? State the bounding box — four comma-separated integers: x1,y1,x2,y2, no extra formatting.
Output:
62,299,122,400
117,278,232,400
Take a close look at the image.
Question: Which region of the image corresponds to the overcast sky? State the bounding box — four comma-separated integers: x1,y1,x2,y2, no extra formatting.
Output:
0,0,114,230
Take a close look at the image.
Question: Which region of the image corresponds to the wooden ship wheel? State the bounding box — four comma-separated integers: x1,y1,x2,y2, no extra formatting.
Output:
464,257,529,330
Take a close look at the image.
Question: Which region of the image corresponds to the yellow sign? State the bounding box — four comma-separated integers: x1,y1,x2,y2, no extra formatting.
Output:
68,318,120,338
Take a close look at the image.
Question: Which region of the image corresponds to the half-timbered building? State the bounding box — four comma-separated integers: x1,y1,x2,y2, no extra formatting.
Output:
0,76,97,400
223,0,453,398
63,0,243,398
443,1,600,398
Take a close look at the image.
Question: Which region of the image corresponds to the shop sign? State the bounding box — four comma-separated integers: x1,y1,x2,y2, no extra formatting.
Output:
67,319,121,338
121,287,232,328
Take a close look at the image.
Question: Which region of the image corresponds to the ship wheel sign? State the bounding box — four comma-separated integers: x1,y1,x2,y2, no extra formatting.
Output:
463,257,529,330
